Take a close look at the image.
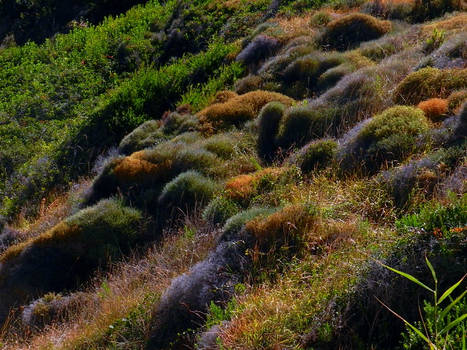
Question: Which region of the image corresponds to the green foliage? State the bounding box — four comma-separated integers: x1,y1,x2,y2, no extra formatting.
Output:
341,106,430,174
158,171,220,213
119,120,164,155
424,28,447,54
257,101,286,162
296,139,337,173
396,194,467,236
202,196,241,226
276,104,340,149
205,299,238,330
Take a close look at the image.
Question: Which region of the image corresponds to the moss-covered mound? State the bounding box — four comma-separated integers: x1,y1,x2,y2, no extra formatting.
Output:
339,106,431,174
0,199,145,323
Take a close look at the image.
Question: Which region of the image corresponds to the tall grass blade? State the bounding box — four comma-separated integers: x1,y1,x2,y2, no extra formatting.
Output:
425,256,437,285
439,313,467,335
380,263,434,293
437,273,466,306
440,289,467,320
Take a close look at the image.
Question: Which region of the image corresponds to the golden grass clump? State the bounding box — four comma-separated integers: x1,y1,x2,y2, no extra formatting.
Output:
197,90,294,131
225,168,284,202
245,204,316,247
393,67,467,105
113,151,173,184
423,13,467,35
213,90,238,104
417,98,448,122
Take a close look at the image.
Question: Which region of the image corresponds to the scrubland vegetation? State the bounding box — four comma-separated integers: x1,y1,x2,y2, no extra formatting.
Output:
0,0,465,349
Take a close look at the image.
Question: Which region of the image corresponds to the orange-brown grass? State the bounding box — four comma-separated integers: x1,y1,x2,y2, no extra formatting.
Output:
423,13,467,35
212,90,239,104
417,98,448,122
225,168,284,201
1,218,219,350
197,91,294,131
112,150,175,185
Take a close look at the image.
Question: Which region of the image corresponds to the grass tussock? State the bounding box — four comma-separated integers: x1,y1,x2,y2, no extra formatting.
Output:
319,13,392,51
393,67,467,105
417,98,449,122
197,90,294,131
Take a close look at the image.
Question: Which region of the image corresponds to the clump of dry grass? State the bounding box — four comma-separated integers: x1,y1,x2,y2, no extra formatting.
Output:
225,168,284,202
417,98,449,122
197,90,294,131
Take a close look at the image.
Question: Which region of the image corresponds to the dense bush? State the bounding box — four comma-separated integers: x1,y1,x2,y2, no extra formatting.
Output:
158,171,219,216
447,90,467,114
319,14,391,51
234,75,264,94
0,199,145,323
338,106,430,174
148,206,274,349
257,102,287,162
197,90,294,131
393,67,467,105
293,139,338,173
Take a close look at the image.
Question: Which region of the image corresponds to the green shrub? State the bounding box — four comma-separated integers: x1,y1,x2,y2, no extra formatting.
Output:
393,67,467,105
201,134,237,159
119,120,165,155
319,13,392,51
158,171,220,214
276,104,339,149
295,139,338,173
202,196,241,226
317,64,353,91
257,102,286,162
339,106,431,174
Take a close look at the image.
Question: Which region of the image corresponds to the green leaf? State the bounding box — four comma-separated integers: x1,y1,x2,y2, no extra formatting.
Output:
381,263,434,293
440,289,467,320
440,313,467,335
425,256,437,285
437,274,466,306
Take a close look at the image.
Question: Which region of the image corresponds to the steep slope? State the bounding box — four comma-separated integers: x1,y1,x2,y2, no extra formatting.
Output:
0,0,465,349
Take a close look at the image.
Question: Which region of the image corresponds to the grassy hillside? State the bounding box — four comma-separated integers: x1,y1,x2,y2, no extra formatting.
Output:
0,0,465,349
